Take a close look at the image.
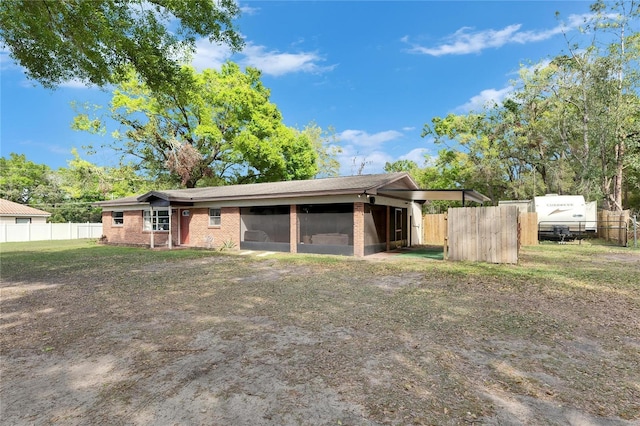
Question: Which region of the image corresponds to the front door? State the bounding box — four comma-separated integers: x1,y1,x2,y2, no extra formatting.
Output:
180,209,191,245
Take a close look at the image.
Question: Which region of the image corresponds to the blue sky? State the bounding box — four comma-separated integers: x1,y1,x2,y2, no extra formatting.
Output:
1,1,596,176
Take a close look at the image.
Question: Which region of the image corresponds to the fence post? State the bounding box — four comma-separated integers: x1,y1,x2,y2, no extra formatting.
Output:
634,215,638,249
443,212,448,260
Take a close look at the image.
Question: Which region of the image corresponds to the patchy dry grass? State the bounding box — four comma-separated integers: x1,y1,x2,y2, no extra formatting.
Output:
1,240,638,425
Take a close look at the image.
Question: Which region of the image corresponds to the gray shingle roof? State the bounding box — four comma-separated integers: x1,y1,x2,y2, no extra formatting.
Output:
94,173,417,207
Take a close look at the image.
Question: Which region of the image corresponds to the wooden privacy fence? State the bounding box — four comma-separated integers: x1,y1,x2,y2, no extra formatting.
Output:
519,212,538,246
598,210,630,246
423,209,536,251
422,213,447,245
447,206,519,264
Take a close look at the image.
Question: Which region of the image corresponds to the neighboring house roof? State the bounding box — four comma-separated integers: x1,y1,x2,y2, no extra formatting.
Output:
0,198,51,217
94,173,420,207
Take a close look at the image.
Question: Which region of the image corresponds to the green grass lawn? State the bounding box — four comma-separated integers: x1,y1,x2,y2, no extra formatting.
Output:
1,239,638,425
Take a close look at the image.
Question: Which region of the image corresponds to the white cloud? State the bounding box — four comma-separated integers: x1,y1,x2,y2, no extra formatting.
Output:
59,79,98,89
337,129,403,149
336,147,432,176
337,149,393,176
403,13,591,56
398,148,429,167
190,39,335,77
191,38,234,70
0,49,18,71
239,4,260,16
334,129,425,175
240,43,336,77
456,86,513,112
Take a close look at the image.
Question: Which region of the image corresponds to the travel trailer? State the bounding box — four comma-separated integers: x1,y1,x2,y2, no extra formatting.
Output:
533,195,597,240
499,194,597,241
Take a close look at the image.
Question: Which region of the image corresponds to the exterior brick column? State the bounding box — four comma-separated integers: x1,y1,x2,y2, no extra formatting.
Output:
354,202,365,257
289,205,298,254
221,207,240,248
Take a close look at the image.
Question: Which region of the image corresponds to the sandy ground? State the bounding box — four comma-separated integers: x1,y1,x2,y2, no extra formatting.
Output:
1,247,639,425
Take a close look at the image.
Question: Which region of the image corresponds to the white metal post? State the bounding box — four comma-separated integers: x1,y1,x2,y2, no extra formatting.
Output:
168,206,172,250
150,205,155,249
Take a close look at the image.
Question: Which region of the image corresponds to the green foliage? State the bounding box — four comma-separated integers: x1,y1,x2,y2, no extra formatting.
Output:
0,0,242,90
384,159,419,174
75,64,320,187
302,123,342,178
0,153,55,203
219,240,237,251
1,151,153,222
419,1,640,211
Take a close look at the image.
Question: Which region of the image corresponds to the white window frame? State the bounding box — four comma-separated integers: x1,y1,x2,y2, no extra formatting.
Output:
143,209,170,231
112,211,124,226
15,217,31,224
209,208,221,226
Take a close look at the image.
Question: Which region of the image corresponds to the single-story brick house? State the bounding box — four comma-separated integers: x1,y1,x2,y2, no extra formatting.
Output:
0,198,51,224
94,173,489,257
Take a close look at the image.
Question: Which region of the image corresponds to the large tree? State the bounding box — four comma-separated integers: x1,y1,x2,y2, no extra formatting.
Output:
421,1,640,211
0,0,242,89
302,123,342,178
0,153,57,204
0,151,153,221
75,63,319,187
565,0,640,210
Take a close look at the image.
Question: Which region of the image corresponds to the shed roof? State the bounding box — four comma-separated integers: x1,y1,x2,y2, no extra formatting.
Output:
0,199,51,217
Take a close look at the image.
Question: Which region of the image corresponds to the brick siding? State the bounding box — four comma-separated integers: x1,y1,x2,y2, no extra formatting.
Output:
354,202,365,257
103,203,368,255
102,210,171,247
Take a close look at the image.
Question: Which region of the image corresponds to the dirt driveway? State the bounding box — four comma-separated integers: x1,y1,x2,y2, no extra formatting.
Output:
1,243,639,425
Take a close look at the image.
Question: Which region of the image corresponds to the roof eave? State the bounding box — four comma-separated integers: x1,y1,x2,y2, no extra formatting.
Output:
0,213,51,217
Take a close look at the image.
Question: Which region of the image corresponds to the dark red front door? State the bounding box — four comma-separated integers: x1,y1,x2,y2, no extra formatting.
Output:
180,210,191,245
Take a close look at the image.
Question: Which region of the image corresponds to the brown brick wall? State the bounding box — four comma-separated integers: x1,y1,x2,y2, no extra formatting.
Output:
354,202,364,257
219,207,240,248
176,207,240,249
103,203,373,256
183,208,210,247
102,210,171,247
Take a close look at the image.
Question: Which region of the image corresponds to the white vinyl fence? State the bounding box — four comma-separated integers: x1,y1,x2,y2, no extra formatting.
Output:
0,222,103,243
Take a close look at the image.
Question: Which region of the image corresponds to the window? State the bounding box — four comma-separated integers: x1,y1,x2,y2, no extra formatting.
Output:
209,208,221,226
112,211,124,226
15,217,31,224
143,209,169,231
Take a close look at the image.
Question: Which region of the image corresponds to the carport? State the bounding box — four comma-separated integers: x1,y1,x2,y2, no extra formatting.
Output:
376,189,491,205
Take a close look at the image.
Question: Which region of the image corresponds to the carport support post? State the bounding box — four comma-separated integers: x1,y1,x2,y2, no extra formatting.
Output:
289,205,297,254
168,205,172,250
150,205,154,249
